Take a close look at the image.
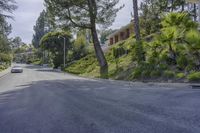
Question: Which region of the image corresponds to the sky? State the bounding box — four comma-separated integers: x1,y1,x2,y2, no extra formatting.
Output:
8,0,134,44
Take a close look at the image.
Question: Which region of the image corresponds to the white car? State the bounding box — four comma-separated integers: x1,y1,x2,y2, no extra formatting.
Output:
11,66,23,73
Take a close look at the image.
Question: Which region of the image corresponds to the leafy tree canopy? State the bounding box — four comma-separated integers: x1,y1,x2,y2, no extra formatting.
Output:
40,31,72,53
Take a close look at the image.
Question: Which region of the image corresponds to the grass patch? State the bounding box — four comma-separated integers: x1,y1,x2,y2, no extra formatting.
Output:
187,72,200,82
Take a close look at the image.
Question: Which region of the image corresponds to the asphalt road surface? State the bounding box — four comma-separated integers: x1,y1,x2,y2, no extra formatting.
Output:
0,64,200,133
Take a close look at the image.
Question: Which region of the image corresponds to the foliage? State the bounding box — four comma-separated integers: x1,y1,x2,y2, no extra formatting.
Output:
150,70,162,78
73,32,89,60
132,67,142,79
45,0,122,29
32,10,53,48
133,41,145,63
40,31,72,68
139,0,186,35
65,54,98,75
112,46,127,59
63,10,200,83
0,0,16,67
0,36,11,53
187,72,200,82
176,73,185,79
0,0,17,18
0,53,12,64
161,12,198,30
0,16,12,36
185,30,200,69
163,70,175,79
10,36,24,49
177,55,188,70
44,0,123,77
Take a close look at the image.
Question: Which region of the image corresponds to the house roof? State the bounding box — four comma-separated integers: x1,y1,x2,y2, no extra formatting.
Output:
108,22,133,38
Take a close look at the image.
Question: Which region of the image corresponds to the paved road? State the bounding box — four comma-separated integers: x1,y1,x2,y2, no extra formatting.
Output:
0,64,200,133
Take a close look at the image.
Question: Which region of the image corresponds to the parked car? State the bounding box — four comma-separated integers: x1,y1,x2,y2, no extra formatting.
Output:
11,66,23,73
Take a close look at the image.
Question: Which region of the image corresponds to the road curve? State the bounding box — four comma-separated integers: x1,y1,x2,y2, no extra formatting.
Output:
0,64,199,133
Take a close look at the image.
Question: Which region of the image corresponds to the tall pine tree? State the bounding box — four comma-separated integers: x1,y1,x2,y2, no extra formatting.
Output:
32,10,52,48
44,0,122,77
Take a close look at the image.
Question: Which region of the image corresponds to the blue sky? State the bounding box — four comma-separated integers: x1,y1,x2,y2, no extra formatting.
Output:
8,0,134,44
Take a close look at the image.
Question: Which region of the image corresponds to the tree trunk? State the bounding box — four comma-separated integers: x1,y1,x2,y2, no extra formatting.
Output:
181,1,185,12
133,0,145,62
88,0,108,78
194,3,197,21
171,0,174,12
91,24,108,78
132,0,141,42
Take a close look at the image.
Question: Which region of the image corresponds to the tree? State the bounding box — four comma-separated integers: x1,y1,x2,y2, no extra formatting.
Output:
0,0,17,19
139,0,187,35
0,16,12,36
133,0,141,42
11,36,23,49
158,12,197,63
32,10,52,48
73,31,88,60
0,36,11,53
44,0,122,78
40,31,72,68
185,30,200,70
133,0,145,62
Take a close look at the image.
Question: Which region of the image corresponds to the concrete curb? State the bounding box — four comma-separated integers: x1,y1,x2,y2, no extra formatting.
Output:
40,66,199,88
60,71,200,89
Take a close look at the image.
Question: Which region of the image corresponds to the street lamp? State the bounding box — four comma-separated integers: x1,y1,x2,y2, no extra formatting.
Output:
58,36,66,68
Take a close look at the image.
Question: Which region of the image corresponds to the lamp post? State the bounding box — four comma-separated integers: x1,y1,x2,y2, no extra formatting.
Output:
58,36,66,68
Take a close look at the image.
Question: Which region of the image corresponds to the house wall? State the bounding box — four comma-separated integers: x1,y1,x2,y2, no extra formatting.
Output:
108,23,134,45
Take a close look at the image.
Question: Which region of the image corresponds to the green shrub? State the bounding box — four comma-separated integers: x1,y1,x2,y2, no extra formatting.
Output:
163,70,175,79
187,72,200,82
176,73,185,79
112,46,127,59
158,64,168,71
0,65,8,71
139,62,154,71
32,59,42,65
150,70,162,78
177,56,188,70
133,41,145,63
132,67,142,79
141,70,151,79
0,53,12,63
186,60,196,72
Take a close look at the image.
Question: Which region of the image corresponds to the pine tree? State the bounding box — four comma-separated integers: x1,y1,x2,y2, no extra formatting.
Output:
44,0,122,77
32,10,52,48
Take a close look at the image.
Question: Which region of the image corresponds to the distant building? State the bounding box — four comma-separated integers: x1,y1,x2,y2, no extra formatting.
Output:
108,21,134,45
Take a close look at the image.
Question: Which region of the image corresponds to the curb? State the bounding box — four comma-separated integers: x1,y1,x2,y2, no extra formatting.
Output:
60,71,200,89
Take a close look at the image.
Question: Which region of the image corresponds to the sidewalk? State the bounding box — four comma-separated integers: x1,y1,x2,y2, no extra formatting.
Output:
0,67,11,78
